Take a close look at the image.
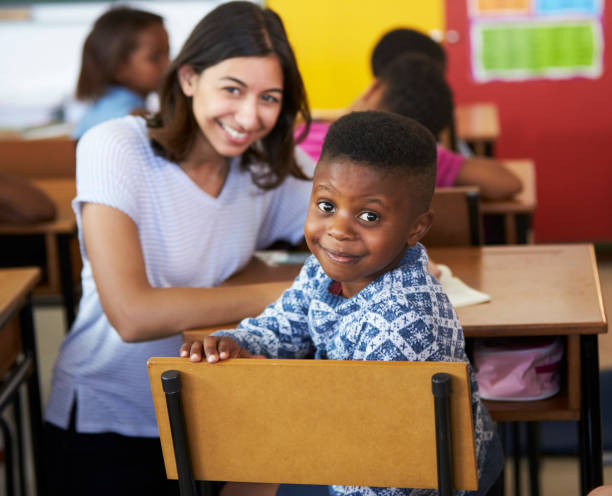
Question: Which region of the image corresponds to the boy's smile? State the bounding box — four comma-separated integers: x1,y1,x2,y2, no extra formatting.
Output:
304,158,432,298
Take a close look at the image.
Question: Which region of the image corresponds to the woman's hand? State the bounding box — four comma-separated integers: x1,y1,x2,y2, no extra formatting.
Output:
180,336,264,363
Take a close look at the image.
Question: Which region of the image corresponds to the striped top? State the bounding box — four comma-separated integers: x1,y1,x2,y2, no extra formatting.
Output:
45,115,315,437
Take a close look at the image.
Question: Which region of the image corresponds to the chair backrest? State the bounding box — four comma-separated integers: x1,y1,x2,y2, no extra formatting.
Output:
148,357,478,493
0,138,76,179
422,186,481,247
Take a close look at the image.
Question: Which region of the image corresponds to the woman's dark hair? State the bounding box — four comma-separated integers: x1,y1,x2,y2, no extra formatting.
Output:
371,27,447,77
148,1,311,189
76,7,163,100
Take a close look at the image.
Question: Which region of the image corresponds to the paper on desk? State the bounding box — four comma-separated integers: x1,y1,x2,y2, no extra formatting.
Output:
437,264,491,308
255,250,311,266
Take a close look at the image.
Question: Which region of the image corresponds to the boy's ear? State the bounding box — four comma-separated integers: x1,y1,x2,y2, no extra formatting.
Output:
178,65,197,97
406,210,434,246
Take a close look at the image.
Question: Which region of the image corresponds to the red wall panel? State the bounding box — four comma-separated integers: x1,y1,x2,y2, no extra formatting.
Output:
445,1,612,242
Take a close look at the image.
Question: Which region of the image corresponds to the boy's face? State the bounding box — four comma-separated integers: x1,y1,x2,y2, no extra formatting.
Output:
304,158,432,298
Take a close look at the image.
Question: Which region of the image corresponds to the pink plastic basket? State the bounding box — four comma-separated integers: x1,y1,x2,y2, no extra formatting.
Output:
473,337,564,401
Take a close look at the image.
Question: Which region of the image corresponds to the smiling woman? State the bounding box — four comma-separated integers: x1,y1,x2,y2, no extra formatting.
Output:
176,55,284,173
42,2,314,495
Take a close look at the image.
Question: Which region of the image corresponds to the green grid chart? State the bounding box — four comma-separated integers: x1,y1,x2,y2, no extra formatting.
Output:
472,20,603,80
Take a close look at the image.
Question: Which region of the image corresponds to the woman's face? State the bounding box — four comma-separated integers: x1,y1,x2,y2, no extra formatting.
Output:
179,55,284,158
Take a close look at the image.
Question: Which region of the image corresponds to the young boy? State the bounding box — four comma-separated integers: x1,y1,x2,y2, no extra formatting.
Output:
183,111,504,496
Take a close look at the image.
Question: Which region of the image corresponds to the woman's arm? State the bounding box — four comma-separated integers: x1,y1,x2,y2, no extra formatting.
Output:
82,203,289,342
0,173,57,223
454,157,523,201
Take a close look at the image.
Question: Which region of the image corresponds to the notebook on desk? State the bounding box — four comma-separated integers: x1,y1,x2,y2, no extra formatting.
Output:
437,264,491,308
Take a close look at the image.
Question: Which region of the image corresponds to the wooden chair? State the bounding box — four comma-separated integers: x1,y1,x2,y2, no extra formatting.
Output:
422,186,481,247
0,137,76,179
148,357,478,496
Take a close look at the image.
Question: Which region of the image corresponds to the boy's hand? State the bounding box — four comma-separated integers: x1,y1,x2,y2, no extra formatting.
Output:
180,336,264,363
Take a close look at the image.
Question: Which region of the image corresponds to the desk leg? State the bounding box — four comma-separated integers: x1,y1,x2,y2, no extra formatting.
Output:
579,335,603,494
526,422,540,496
516,214,531,245
14,394,28,495
57,233,76,330
19,296,46,496
504,215,517,245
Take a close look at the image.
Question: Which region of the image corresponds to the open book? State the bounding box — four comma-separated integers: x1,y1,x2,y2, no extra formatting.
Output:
437,264,491,308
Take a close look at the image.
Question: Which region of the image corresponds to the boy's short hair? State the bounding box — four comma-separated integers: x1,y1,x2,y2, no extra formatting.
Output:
320,111,437,210
371,27,447,76
378,53,454,139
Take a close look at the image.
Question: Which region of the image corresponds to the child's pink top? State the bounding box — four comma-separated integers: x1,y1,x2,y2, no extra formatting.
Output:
297,121,464,187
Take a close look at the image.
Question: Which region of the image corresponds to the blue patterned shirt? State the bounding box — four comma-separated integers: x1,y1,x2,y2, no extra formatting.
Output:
215,243,503,495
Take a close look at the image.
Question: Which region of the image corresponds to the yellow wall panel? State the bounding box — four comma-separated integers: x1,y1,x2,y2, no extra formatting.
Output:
266,0,443,109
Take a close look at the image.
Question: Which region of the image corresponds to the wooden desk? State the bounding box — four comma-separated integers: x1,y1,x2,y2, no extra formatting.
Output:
480,160,537,244
0,137,76,179
0,267,44,495
429,244,607,494
183,244,607,493
0,178,78,328
455,102,500,156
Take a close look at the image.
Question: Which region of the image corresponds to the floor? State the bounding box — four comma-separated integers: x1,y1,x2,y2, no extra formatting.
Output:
2,249,612,495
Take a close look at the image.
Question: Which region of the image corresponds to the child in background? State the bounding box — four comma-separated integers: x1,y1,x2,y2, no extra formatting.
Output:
371,27,447,76
184,111,504,496
71,7,169,139
299,54,521,201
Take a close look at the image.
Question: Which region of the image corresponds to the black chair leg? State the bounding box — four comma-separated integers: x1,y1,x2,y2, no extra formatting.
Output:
432,373,453,496
162,370,197,496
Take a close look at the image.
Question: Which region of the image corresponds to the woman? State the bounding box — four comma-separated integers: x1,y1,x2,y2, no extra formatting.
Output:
44,3,312,495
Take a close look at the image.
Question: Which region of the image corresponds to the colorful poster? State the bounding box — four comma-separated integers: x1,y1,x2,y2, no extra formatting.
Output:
469,0,604,81
535,0,602,15
471,0,530,15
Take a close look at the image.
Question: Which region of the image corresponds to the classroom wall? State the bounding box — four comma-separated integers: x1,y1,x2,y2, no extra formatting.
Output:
445,1,612,243
267,0,443,109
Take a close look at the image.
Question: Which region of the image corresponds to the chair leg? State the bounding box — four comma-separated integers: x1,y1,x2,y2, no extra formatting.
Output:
432,373,453,496
162,370,197,496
